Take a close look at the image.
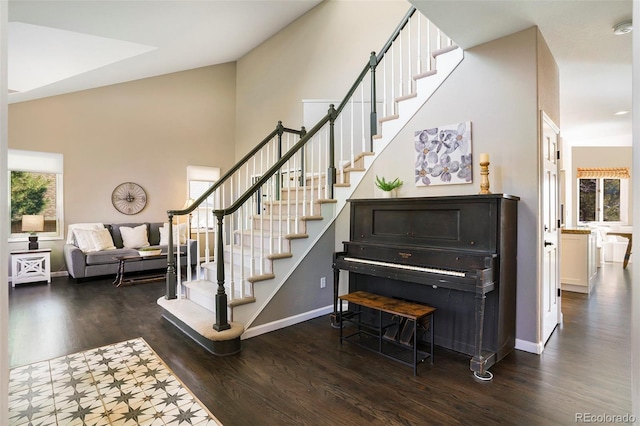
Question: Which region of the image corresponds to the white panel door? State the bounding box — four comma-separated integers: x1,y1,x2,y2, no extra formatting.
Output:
541,111,561,344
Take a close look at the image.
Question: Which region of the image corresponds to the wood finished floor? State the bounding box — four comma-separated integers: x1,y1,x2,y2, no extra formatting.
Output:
9,263,632,425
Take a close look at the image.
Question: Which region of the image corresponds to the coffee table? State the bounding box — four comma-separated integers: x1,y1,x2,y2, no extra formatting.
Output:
113,254,166,287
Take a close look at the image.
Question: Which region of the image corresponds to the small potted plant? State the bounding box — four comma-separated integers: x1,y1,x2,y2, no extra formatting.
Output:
375,175,403,198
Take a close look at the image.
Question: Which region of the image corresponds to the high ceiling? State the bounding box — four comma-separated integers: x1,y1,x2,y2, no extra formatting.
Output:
414,0,633,146
8,0,633,147
8,0,323,102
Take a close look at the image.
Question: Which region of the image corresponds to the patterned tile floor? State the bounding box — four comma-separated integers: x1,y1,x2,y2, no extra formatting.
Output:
9,338,222,425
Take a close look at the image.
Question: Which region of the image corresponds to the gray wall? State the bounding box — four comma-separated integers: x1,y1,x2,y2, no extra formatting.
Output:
253,223,335,327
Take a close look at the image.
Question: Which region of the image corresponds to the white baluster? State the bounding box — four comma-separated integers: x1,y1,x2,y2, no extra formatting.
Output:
427,20,432,71
417,14,422,74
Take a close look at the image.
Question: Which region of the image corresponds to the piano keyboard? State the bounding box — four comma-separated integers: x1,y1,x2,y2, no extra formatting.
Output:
343,257,467,278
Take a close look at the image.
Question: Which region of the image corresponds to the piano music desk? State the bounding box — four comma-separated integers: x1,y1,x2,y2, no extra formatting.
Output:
339,291,435,376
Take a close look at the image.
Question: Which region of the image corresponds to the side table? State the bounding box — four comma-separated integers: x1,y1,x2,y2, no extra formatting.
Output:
11,248,52,286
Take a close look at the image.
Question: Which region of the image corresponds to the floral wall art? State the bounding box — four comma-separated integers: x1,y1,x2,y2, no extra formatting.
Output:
414,121,472,186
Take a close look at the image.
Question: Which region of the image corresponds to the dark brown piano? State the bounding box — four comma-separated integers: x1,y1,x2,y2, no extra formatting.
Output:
332,194,519,379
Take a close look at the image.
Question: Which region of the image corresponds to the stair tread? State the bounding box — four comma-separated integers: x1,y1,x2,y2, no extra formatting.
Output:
340,152,375,169
379,114,399,123
224,244,288,259
433,45,459,57
157,297,244,341
413,69,437,80
395,93,417,102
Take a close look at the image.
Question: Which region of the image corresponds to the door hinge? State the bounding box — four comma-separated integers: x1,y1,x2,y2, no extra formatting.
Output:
557,288,561,297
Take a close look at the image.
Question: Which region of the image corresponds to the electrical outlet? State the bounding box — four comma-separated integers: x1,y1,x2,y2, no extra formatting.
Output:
320,277,326,288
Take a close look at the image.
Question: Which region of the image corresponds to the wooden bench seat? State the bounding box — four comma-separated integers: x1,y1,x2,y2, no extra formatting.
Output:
338,291,435,375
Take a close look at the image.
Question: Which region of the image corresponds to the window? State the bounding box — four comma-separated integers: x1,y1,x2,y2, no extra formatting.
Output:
187,165,220,230
8,149,64,241
577,168,629,224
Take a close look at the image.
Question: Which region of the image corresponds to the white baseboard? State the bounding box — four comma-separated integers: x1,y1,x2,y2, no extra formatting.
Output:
241,305,334,340
515,338,544,354
8,270,68,283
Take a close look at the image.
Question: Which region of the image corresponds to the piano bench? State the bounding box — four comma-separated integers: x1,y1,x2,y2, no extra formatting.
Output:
338,291,435,376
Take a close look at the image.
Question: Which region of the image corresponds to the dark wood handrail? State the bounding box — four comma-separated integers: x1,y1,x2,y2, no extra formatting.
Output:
217,112,332,216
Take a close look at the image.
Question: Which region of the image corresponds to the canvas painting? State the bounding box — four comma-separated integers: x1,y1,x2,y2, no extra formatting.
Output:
414,121,472,186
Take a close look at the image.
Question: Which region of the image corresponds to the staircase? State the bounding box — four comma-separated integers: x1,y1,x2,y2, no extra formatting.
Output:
157,6,464,355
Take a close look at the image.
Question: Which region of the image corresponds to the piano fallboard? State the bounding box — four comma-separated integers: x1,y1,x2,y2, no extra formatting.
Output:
333,252,495,294
340,241,496,274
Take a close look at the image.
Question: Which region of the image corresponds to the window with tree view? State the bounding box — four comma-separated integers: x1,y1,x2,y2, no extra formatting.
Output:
578,178,621,223
8,150,64,241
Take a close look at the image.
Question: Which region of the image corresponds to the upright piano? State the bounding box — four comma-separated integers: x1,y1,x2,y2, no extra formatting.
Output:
332,194,519,379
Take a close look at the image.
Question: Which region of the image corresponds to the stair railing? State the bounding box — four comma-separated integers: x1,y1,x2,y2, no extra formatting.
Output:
164,122,306,301
164,6,456,331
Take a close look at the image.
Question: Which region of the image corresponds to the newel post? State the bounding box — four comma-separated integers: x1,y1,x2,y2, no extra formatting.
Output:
165,213,177,299
328,104,337,198
369,51,378,152
213,211,230,331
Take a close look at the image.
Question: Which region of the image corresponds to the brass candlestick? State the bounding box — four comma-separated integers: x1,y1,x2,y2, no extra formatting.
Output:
479,161,491,194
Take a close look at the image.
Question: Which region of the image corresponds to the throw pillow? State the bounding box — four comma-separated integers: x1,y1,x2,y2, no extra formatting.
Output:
73,228,99,252
120,224,150,249
90,228,116,251
73,227,117,252
67,223,104,245
159,223,188,245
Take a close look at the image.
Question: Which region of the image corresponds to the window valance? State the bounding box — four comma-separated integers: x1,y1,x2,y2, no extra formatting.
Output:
576,167,630,179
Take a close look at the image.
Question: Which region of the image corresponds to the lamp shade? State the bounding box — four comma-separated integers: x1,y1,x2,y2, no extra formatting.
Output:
22,215,44,233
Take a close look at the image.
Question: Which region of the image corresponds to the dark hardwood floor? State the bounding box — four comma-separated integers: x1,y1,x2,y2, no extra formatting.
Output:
8,263,632,425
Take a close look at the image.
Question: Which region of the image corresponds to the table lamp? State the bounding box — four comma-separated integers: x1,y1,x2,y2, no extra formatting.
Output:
22,214,44,250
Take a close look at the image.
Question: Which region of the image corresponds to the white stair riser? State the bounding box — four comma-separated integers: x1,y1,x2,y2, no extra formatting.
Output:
251,216,306,234
264,201,320,216
194,273,253,301
279,186,326,201
232,232,291,253
223,248,273,274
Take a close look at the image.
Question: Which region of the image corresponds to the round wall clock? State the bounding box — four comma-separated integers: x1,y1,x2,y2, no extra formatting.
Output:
111,182,147,215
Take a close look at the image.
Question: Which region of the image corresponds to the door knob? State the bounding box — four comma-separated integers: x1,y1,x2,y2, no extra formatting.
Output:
544,241,553,247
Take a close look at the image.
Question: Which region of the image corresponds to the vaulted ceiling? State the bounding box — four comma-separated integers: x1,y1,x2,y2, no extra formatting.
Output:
8,0,632,147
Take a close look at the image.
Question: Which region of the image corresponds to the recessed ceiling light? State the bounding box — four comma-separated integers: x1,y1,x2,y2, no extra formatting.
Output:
613,20,633,35
614,110,629,116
